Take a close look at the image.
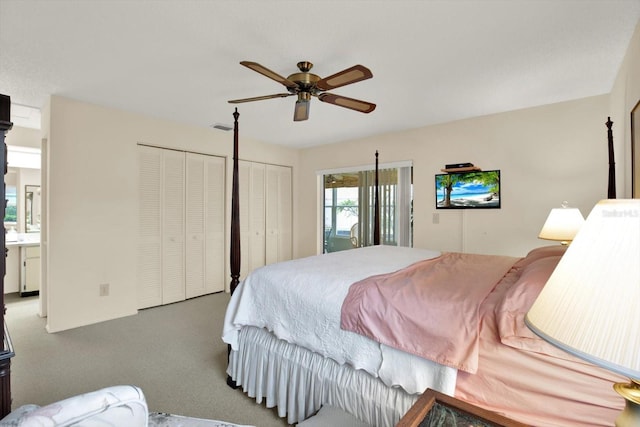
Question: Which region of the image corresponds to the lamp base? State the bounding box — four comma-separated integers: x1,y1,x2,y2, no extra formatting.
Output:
614,379,640,427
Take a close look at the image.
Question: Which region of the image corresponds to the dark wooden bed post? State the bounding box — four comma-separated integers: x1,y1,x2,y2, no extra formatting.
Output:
373,150,380,245
606,117,616,199
227,108,241,389
230,108,241,294
0,94,15,417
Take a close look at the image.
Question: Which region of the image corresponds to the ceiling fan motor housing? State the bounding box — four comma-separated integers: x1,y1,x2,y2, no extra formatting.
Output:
287,62,321,94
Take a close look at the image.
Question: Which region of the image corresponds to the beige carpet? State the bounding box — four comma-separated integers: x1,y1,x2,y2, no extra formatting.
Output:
4,292,287,426
298,406,372,427
5,292,374,427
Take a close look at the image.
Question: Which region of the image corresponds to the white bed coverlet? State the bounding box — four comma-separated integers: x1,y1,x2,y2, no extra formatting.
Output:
222,245,457,395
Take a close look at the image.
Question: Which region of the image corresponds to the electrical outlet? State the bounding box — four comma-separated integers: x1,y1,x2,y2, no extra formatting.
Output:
99,283,109,296
432,213,440,224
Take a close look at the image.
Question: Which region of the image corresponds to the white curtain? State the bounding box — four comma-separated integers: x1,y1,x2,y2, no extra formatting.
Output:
358,166,411,247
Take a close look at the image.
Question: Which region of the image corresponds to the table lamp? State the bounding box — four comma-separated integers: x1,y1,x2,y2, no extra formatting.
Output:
526,199,640,427
538,201,585,245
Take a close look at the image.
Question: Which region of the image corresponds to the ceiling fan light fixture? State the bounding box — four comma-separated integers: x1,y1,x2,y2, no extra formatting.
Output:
294,99,310,122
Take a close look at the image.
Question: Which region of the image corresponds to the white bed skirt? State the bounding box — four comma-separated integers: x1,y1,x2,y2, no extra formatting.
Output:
227,326,419,427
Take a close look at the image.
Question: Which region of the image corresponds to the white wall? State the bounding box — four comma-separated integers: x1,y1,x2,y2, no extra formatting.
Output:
297,95,610,258
610,19,640,198
42,96,298,332
5,126,40,149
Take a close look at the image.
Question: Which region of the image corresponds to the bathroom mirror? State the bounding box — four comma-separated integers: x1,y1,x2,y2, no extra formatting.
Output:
25,185,41,233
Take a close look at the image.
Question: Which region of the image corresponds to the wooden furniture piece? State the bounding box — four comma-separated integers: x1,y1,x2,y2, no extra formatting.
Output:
230,108,241,294
397,389,529,427
632,100,640,198
606,117,616,198
373,150,380,245
440,166,481,173
0,93,15,417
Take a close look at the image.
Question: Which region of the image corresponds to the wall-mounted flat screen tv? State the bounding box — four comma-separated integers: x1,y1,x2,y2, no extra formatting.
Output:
435,170,501,209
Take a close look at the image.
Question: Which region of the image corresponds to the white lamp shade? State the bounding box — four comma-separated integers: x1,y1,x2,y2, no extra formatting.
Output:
538,207,585,242
526,199,640,380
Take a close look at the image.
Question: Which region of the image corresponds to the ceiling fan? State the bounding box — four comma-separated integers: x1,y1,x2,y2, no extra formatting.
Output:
228,61,376,121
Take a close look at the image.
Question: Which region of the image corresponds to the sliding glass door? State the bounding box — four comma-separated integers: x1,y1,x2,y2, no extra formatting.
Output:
323,165,412,253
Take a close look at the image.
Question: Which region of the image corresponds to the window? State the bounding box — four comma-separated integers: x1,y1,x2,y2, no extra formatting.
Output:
4,170,17,229
4,185,16,224
322,164,412,253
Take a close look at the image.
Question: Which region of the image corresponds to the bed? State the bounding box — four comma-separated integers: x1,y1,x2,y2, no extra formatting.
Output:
223,245,624,426
222,110,624,426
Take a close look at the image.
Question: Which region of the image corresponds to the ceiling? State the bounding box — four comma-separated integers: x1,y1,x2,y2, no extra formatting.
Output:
1,0,639,148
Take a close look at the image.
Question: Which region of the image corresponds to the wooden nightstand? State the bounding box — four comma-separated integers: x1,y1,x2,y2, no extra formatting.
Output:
396,389,529,427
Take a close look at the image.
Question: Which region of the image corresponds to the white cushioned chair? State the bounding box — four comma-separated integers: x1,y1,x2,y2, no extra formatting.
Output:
0,385,253,427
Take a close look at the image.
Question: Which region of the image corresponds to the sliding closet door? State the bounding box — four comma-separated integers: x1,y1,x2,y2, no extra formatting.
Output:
265,164,292,265
205,155,225,294
185,154,206,298
138,146,163,308
161,149,186,304
139,146,225,309
238,161,292,277
185,153,224,298
239,160,266,279
138,147,186,307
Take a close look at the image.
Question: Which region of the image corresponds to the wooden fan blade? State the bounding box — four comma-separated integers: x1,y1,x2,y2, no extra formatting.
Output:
316,65,373,91
318,93,376,113
228,93,293,104
240,61,299,89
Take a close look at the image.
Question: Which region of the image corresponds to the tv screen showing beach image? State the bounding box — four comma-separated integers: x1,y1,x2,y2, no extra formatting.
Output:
435,170,501,209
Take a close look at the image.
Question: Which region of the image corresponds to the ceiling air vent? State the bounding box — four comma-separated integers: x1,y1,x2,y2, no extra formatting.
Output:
211,123,232,131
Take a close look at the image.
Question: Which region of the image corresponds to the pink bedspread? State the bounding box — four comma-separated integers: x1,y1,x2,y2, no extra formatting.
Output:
340,252,517,373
